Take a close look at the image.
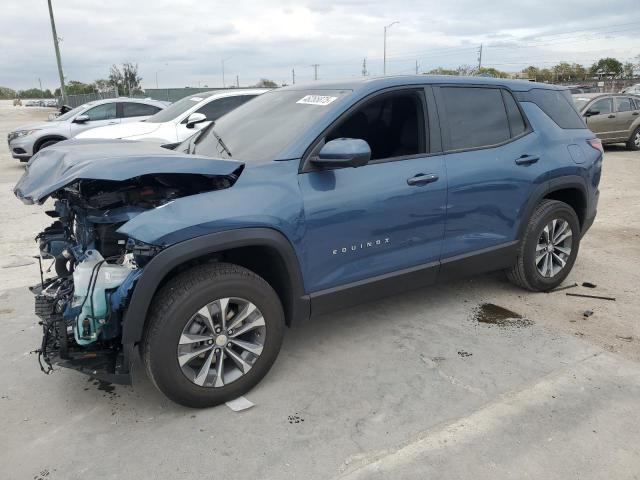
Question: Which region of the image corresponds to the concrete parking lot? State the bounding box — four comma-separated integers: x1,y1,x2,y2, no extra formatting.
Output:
1,102,639,480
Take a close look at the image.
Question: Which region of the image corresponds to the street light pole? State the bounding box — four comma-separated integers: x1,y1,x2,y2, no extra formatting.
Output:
47,0,66,103
222,57,232,88
383,21,399,76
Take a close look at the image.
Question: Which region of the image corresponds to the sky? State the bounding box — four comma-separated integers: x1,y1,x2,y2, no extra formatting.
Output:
1,0,639,91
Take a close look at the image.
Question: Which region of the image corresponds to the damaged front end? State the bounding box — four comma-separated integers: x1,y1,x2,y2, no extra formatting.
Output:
14,140,243,383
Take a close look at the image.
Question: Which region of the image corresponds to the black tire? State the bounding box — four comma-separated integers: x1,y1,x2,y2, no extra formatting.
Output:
626,126,640,151
36,139,62,152
142,262,285,408
507,200,580,292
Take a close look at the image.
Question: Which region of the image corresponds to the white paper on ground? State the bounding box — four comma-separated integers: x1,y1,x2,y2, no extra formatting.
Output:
225,396,255,412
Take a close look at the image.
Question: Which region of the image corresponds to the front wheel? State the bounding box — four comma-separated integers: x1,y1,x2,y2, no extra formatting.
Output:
507,199,580,291
142,262,285,408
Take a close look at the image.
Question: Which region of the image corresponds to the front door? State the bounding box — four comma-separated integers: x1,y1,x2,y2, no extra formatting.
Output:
298,88,447,294
612,96,638,141
70,103,120,136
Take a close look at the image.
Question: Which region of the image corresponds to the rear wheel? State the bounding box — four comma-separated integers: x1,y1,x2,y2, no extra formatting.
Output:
507,200,580,291
142,262,285,408
626,126,640,151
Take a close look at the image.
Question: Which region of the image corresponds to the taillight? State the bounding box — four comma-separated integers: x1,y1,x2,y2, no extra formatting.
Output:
587,138,603,154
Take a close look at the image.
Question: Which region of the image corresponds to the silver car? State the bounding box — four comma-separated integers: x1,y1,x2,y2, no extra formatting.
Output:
7,97,167,161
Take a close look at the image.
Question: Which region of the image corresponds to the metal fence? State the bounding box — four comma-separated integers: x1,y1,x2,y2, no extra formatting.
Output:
142,87,231,103
58,87,119,108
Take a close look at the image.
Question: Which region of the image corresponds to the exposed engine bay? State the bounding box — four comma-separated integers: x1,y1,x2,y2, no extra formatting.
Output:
30,172,237,381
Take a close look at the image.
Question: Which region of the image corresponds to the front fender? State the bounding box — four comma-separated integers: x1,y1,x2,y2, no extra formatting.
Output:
121,227,309,349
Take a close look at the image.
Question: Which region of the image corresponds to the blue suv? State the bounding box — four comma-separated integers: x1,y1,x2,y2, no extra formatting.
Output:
14,76,602,407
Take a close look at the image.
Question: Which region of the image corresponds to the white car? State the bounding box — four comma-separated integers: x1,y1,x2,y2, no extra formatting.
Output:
7,97,167,161
75,89,267,145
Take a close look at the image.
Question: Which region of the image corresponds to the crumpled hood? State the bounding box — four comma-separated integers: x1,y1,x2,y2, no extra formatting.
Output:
75,121,161,139
13,138,243,205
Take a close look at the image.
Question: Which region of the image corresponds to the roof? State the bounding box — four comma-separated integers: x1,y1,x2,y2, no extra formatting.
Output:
279,75,565,94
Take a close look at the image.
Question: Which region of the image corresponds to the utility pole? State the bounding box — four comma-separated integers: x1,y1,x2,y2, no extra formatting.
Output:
383,21,399,76
362,58,368,76
415,60,419,75
311,64,319,80
477,44,483,71
47,0,66,103
38,78,43,96
292,68,296,85
236,75,239,88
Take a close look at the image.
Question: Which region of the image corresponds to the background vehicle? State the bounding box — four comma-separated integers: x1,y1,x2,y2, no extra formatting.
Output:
14,76,601,408
75,89,268,145
7,97,167,161
621,84,640,95
573,93,640,150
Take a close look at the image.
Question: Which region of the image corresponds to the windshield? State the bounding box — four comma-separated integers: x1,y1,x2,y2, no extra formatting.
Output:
146,93,213,123
572,97,591,111
188,89,351,161
52,104,87,121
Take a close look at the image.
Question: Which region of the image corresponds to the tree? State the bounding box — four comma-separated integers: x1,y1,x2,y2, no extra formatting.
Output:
476,67,509,78
623,62,635,79
0,86,17,99
522,66,541,80
590,57,623,78
254,78,277,88
425,67,459,76
109,63,142,95
19,88,54,98
94,78,114,93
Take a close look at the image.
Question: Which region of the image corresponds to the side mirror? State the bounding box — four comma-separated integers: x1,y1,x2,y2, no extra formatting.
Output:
584,109,600,117
312,138,371,168
186,112,207,129
73,114,90,123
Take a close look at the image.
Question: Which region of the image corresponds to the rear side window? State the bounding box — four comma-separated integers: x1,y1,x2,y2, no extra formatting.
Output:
122,102,161,118
441,87,510,150
503,91,527,137
194,95,255,121
516,89,585,129
614,97,633,112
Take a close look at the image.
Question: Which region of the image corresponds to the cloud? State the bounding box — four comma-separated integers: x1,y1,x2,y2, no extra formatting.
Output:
1,0,639,90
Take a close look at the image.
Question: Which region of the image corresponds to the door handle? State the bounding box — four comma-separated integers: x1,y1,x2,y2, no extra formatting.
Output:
515,154,539,166
108,121,118,124
407,173,439,186
633,112,639,116
607,114,615,119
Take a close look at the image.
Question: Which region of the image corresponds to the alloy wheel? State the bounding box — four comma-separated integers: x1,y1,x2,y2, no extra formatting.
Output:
177,297,266,387
535,218,573,278
635,131,640,148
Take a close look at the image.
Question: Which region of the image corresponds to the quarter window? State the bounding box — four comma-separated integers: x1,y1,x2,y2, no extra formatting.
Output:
84,103,117,121
441,87,510,150
590,98,612,115
614,97,633,113
122,102,161,118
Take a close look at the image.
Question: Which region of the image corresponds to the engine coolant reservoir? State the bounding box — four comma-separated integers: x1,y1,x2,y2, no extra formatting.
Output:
73,250,134,345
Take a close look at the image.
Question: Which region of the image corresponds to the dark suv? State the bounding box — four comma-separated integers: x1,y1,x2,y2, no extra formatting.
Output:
14,76,602,407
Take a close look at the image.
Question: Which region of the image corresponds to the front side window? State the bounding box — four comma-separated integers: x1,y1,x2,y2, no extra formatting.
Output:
590,98,613,115
324,90,426,160
194,95,255,122
441,87,510,150
84,103,117,121
122,102,161,118
614,97,633,113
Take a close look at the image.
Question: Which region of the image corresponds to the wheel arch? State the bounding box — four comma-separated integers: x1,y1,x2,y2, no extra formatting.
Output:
121,228,309,348
518,176,588,240
33,135,67,153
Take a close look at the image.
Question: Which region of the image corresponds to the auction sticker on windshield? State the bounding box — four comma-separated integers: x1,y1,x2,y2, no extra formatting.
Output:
296,95,338,106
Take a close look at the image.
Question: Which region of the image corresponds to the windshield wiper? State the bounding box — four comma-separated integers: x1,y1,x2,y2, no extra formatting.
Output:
189,122,232,158
211,128,232,158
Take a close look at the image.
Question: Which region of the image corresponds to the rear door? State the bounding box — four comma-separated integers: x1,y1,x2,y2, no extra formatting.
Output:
119,102,163,123
612,97,637,141
584,97,615,141
434,85,545,272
